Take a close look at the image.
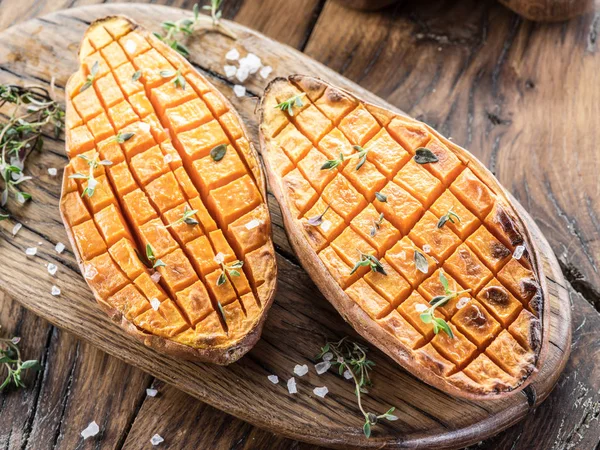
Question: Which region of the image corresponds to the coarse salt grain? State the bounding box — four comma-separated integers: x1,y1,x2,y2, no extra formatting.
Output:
422,244,431,254
268,374,279,384
235,67,249,83
150,272,161,284
294,364,309,377
259,65,273,79
320,220,332,232
457,297,470,309
81,421,99,439
225,48,240,61
146,388,158,397
12,223,22,236
224,65,237,78
245,219,261,230
150,434,164,446
239,53,262,74
343,370,353,380
139,122,151,133
84,264,98,279
233,85,246,97
313,386,329,398
163,154,173,164
25,247,37,256
55,242,65,253
47,263,58,276
315,361,330,375
214,252,225,264
150,298,161,311
124,40,137,54
322,352,333,361
51,286,61,296
48,168,57,176
414,303,428,313
513,245,525,260
287,377,297,394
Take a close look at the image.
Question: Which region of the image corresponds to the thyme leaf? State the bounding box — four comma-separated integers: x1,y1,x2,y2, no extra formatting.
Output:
320,152,344,171
0,327,41,392
166,206,199,228
132,70,142,82
146,244,165,269
414,147,438,164
350,252,386,275
274,93,305,116
210,144,227,161
369,213,384,237
437,207,461,228
307,205,330,226
215,258,244,286
374,191,387,202
414,249,429,274
79,61,99,93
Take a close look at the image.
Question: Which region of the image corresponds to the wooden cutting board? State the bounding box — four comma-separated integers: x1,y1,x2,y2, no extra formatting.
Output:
0,4,571,449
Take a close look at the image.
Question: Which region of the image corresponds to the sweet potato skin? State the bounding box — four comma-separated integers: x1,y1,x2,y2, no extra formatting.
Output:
259,75,548,399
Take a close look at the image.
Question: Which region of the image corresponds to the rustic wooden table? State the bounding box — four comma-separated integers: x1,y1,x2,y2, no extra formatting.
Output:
0,1,599,449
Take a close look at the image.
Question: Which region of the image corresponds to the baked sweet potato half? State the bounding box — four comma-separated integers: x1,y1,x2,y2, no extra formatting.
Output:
259,75,547,399
60,16,276,364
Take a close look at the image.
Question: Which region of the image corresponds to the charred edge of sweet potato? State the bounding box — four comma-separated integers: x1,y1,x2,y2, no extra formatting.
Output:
259,74,549,399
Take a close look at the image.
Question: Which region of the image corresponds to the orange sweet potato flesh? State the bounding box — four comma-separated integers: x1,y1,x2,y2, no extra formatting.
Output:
60,16,277,364
259,75,547,399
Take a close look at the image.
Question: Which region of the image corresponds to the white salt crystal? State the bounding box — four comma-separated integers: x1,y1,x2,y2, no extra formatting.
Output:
343,370,353,380
150,298,161,311
315,361,330,375
513,245,525,260
139,122,151,133
124,39,137,54
414,303,428,313
48,168,57,176
224,64,237,78
239,53,262,74
398,250,406,259
25,247,37,256
83,264,98,280
146,388,158,397
259,65,273,79
287,377,297,394
163,154,173,164
235,67,249,83
51,286,61,296
320,220,332,232
294,364,309,377
150,434,164,446
422,244,431,254
322,352,333,361
47,263,58,276
225,48,240,61
55,242,65,254
81,421,99,439
150,272,161,283
457,297,471,310
267,374,279,384
214,252,225,264
233,85,246,97
313,386,329,398
12,223,22,236
245,219,261,230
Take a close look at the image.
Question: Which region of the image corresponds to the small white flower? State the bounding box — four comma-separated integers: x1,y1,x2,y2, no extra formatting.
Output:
287,377,297,394
25,247,37,256
48,168,57,176
146,388,158,397
81,421,99,439
55,242,65,253
293,364,309,377
233,85,246,98
259,66,273,79
47,263,58,276
12,223,22,236
150,298,161,311
150,434,164,446
51,286,61,296
313,386,329,398
225,48,240,61
267,374,279,384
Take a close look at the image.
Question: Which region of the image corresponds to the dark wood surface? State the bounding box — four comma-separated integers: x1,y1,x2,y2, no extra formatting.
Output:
0,1,598,449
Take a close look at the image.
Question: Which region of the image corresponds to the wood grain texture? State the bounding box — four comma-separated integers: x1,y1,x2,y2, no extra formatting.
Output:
0,4,571,449
0,1,597,449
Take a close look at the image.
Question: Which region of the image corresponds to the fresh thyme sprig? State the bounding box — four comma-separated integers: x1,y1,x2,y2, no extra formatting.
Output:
437,207,460,229
321,145,369,171
160,69,186,90
0,83,64,211
413,249,429,274
317,337,397,438
80,61,99,93
369,213,384,237
419,271,471,338
146,244,166,269
215,253,243,286
350,252,386,275
0,327,41,392
154,2,236,58
274,93,305,116
307,205,330,226
166,206,199,227
374,191,387,202
111,131,135,144
69,154,112,198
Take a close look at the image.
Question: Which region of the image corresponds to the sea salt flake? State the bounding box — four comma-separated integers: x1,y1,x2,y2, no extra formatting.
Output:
259,65,273,79
457,297,471,310
150,298,161,311
313,386,329,398
320,220,332,232
51,286,61,296
81,421,99,439
224,64,237,78
55,242,65,253
235,67,249,83
315,361,331,375
150,434,164,446
12,223,22,236
322,352,333,361
287,377,297,394
84,264,98,279
47,168,57,176
239,53,262,74
414,303,428,313
124,39,137,54
150,271,161,283
294,364,309,377
422,244,431,254
343,370,353,380
513,245,525,260
139,122,151,133
25,247,37,256
268,374,279,384
233,85,246,97
245,219,261,230
47,263,58,276
214,252,225,264
163,154,173,164
146,388,158,397
225,48,240,61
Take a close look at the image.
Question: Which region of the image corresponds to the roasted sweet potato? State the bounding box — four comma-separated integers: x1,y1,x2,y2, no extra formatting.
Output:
259,75,547,399
60,16,277,364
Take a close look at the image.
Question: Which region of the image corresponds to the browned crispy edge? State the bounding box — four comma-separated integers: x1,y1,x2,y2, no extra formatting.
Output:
258,75,549,399
59,15,277,364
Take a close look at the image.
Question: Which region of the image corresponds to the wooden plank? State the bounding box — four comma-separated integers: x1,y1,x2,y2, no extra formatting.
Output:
0,4,572,449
